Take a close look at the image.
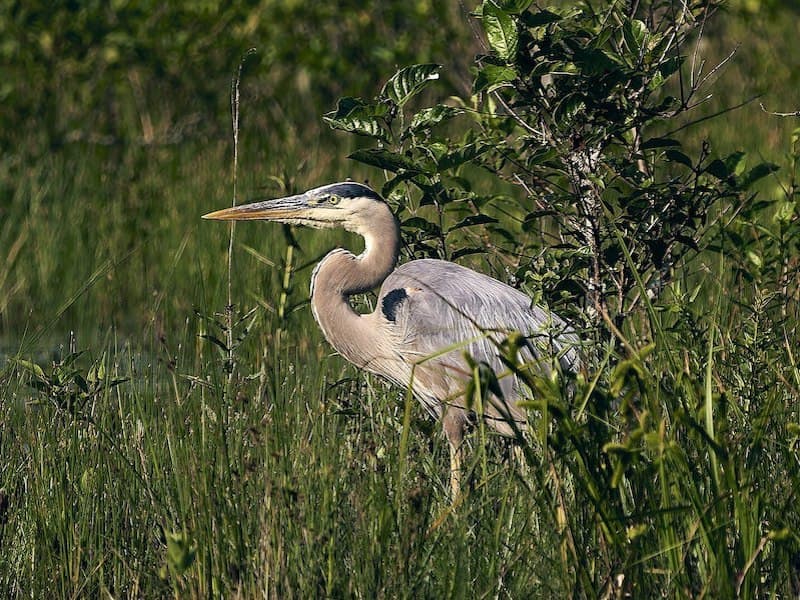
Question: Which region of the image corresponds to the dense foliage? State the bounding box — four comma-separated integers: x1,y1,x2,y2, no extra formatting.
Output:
323,0,799,595
0,1,471,151
328,2,778,329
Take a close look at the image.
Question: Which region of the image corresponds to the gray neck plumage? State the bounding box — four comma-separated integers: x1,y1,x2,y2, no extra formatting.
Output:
309,203,400,368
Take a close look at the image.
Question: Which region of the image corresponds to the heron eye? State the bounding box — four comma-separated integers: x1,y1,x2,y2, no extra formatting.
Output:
328,195,341,205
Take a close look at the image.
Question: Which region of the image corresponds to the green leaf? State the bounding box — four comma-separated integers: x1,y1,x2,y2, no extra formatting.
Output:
623,19,648,53
575,48,619,74
746,250,762,268
641,137,681,150
741,162,779,188
554,94,586,125
402,217,441,237
705,158,729,180
165,530,197,575
774,200,796,224
724,151,747,177
60,351,85,369
73,374,89,394
448,214,499,232
347,148,426,174
482,1,518,61
473,64,517,94
647,70,666,91
382,171,426,197
521,9,562,27
12,358,46,380
609,355,648,397
658,56,683,78
381,64,441,107
323,97,389,141
407,105,464,134
198,334,228,352
602,442,637,456
768,528,792,542
436,143,491,170
664,149,693,168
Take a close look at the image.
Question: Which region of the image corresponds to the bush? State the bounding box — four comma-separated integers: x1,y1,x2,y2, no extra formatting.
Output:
326,0,799,594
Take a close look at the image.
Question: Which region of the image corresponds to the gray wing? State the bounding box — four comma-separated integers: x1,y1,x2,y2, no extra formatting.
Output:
376,258,581,425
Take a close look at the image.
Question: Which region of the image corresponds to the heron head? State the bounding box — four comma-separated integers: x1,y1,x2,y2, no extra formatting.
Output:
202,181,386,233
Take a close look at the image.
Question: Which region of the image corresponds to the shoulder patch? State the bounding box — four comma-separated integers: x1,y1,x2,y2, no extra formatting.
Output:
381,288,408,323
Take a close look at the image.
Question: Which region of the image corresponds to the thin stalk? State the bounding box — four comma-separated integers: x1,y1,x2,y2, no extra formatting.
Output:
227,48,257,387
276,243,294,350
396,366,416,513
472,363,488,486
705,253,723,491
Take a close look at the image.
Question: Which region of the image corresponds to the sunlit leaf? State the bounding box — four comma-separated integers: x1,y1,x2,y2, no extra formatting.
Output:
323,97,390,141
724,151,747,177
623,19,648,53
603,441,636,456
12,358,46,380
773,200,796,224
746,250,762,268
165,530,197,575
482,1,518,61
407,105,464,134
381,64,441,107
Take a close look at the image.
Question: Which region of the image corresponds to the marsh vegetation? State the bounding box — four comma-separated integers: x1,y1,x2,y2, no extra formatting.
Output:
1,1,799,597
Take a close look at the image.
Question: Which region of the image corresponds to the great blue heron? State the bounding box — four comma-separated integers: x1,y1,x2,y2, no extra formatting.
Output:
204,181,581,496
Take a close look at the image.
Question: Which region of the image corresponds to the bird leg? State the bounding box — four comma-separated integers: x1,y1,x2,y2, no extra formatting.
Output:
443,409,466,498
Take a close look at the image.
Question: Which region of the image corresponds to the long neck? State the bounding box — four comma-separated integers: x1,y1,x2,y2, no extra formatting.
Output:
310,205,400,368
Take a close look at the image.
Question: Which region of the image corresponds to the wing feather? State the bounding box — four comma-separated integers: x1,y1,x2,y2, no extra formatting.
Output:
375,259,581,426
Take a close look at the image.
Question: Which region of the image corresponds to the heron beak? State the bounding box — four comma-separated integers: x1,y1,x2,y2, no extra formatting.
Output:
202,194,310,221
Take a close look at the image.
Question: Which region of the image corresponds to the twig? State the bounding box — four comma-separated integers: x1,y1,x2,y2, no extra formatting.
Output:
735,535,769,597
661,95,760,138
760,103,800,118
694,43,740,91
690,4,707,89
491,90,541,136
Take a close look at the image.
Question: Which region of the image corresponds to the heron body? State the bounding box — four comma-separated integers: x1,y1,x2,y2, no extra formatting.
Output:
204,182,580,495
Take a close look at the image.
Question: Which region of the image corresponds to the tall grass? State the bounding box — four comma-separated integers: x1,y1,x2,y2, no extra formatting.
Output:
1,127,799,596
0,140,564,597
